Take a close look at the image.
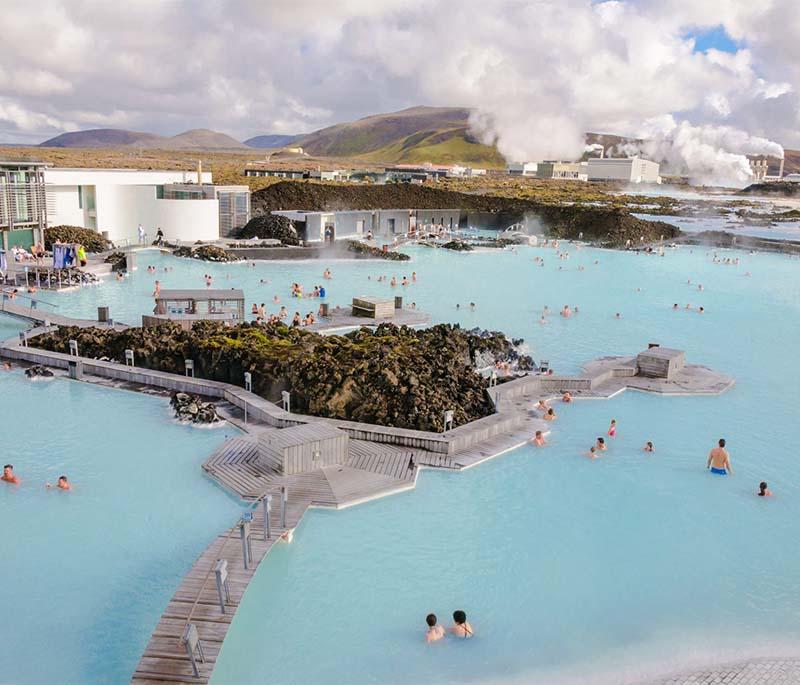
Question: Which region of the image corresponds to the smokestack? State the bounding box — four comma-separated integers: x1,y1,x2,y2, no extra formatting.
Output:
197,159,203,184
779,157,785,179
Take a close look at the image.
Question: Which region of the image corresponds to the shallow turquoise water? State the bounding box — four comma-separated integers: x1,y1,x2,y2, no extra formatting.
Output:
0,373,242,685
7,241,800,683
203,244,800,684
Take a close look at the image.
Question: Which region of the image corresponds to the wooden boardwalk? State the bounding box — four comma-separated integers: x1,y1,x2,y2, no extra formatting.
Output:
131,495,307,685
0,297,127,329
133,427,513,685
202,434,438,506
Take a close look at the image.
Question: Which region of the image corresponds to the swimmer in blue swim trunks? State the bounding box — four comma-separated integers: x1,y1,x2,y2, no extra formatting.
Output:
707,438,733,475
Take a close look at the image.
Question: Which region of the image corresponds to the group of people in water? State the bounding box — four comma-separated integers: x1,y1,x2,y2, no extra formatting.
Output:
367,272,417,287
2,464,71,490
425,610,473,643
529,396,772,496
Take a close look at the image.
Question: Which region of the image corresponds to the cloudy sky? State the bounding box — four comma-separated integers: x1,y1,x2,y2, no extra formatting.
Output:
1,1,798,171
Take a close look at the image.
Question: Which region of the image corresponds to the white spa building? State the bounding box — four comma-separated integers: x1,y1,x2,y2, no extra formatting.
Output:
44,168,251,244
272,208,462,243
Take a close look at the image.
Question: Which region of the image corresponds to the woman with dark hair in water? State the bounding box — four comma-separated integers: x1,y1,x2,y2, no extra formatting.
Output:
758,482,773,497
451,610,474,639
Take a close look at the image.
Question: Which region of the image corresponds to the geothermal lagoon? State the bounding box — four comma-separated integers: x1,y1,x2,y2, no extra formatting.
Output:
3,229,800,685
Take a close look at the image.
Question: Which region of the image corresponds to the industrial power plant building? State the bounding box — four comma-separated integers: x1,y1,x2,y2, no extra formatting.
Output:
585,157,660,183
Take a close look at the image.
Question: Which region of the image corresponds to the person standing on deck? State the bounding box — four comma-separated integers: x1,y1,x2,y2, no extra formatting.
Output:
137,224,145,245
707,438,733,475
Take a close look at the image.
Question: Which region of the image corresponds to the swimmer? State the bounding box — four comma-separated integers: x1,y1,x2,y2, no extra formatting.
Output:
469,302,476,311
390,277,397,287
698,306,704,313
456,304,460,310
46,475,71,491
608,419,617,437
562,391,572,403
757,481,772,497
561,305,572,318
615,312,621,319
574,306,579,314
251,303,259,315
115,272,124,281
643,441,655,453
539,315,547,325
153,280,161,297
2,464,20,485
273,295,280,304
543,408,557,421
587,446,598,459
323,268,332,279
673,303,679,310
531,430,546,447
596,437,607,451
425,614,445,643
535,399,548,412
412,272,417,281
707,438,733,475
450,610,474,639
2,362,11,371
401,276,409,286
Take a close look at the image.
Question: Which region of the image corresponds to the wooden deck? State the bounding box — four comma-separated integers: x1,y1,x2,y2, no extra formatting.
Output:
131,494,308,685
0,298,127,329
306,306,431,333
134,426,518,685
202,434,439,506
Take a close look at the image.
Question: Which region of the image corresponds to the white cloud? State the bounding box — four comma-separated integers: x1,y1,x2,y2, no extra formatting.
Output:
0,0,795,185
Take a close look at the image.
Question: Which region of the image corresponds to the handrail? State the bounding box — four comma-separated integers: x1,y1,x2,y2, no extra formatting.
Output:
183,491,277,631
0,289,58,309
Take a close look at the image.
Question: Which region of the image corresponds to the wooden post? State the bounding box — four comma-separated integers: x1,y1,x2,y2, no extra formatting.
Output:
214,559,230,614
239,518,252,569
263,494,272,540
181,623,205,678
280,486,287,529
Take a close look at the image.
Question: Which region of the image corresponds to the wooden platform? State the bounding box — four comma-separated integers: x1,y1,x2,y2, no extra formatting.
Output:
202,434,438,506
0,298,127,329
131,495,307,685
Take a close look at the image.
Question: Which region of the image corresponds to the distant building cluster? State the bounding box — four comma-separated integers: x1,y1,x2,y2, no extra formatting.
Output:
0,159,251,250
243,162,487,185
508,156,661,184
748,157,785,183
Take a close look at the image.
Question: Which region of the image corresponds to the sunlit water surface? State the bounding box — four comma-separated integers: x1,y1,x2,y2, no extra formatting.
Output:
0,372,241,685
4,240,800,684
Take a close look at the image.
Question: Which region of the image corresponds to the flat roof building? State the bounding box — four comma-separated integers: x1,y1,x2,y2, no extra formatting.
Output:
44,167,248,244
586,157,660,183
0,160,48,250
507,162,538,176
272,208,462,243
144,288,245,330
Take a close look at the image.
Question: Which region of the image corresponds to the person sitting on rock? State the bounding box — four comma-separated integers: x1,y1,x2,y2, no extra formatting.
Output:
292,312,301,327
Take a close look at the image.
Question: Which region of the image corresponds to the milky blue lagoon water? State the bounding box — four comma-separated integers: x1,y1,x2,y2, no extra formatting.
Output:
0,373,241,685
4,239,800,683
